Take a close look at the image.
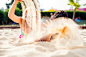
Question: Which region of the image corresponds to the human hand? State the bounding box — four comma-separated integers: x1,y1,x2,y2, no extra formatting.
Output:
43,20,53,27
14,0,23,2
43,20,59,35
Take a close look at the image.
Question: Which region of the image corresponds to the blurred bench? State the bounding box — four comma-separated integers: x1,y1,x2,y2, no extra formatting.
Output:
0,26,20,29
79,25,86,29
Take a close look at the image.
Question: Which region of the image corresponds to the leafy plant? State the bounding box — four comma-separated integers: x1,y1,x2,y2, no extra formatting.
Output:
0,10,5,24
68,0,80,21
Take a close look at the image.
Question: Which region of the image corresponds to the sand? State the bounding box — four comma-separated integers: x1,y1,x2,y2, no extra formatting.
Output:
0,28,86,57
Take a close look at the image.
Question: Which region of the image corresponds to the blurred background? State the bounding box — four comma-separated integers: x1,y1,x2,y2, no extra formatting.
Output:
0,0,86,26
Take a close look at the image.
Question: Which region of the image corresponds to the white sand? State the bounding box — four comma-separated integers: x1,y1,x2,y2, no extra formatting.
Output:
0,28,86,57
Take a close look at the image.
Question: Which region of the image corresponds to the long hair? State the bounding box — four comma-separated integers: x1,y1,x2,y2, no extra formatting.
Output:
54,11,68,19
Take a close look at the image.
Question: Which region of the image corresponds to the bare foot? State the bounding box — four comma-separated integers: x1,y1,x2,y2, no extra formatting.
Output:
35,38,50,42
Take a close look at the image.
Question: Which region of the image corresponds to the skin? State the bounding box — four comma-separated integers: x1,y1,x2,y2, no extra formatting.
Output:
50,13,54,20
8,0,23,28
35,20,52,42
8,0,38,32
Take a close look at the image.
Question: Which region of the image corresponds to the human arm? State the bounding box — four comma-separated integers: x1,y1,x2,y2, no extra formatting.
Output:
8,0,22,23
35,20,53,42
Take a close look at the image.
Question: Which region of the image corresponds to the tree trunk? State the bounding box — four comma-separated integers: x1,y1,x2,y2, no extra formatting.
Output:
73,8,76,21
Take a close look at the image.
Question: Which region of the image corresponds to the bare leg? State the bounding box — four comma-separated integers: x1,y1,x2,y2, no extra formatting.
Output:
35,34,52,42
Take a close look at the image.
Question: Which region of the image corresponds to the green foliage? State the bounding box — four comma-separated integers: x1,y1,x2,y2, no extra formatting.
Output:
83,4,86,6
68,0,81,20
65,10,86,19
17,2,22,10
0,10,5,24
0,10,4,18
9,0,14,5
68,0,80,9
69,0,75,5
5,9,12,23
5,9,9,12
6,3,10,9
41,12,55,17
41,11,86,20
3,7,22,24
8,0,22,10
79,11,86,19
65,11,73,18
15,7,22,16
2,0,22,24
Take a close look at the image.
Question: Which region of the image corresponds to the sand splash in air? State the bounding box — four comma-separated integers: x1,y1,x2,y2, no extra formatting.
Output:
0,0,86,57
17,0,85,49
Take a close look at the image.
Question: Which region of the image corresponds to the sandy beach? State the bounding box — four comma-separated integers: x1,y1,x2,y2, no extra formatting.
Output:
0,28,86,57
